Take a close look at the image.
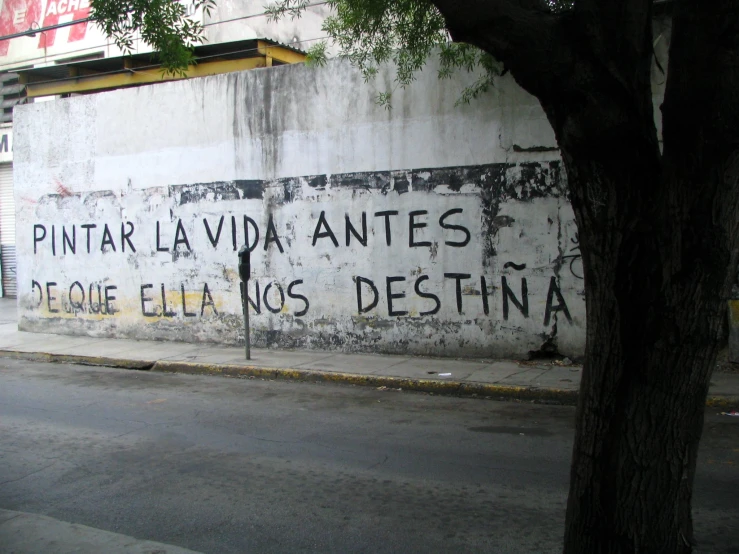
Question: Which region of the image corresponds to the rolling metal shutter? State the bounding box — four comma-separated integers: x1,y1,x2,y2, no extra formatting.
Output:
0,162,16,297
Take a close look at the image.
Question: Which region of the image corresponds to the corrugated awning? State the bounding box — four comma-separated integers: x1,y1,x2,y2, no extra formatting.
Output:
18,38,306,98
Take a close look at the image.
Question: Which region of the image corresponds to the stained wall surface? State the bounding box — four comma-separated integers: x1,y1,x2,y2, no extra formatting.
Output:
14,58,586,358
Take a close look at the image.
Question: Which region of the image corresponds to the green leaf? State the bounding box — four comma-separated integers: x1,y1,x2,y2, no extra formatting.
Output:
270,0,503,107
306,42,329,67
90,0,210,74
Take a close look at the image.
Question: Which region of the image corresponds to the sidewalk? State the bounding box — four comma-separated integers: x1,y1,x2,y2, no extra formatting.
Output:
0,509,201,554
0,299,737,407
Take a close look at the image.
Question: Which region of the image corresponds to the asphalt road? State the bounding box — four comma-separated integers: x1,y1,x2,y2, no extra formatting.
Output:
0,359,737,553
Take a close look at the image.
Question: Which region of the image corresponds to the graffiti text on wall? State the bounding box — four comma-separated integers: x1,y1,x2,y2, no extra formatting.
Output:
26,162,578,337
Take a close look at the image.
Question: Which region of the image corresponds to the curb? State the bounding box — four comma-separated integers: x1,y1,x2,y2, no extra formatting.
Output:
0,349,577,404
152,359,580,404
0,350,153,370
705,396,739,409
1,349,737,408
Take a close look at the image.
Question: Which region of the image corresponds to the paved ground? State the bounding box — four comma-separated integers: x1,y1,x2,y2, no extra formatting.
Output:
0,509,200,554
0,299,738,406
1,359,737,553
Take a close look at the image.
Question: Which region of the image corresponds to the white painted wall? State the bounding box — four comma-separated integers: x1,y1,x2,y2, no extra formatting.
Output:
14,57,586,358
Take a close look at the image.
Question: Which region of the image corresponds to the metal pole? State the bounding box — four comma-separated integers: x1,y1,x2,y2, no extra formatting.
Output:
243,288,251,360
0,17,93,43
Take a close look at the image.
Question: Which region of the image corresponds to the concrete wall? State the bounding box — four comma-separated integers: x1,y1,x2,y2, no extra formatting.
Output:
14,58,586,358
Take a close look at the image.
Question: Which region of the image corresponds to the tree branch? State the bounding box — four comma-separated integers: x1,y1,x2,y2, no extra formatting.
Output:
574,0,654,95
431,0,575,98
660,0,739,263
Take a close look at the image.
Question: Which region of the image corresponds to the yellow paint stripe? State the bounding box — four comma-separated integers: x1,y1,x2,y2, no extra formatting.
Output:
730,299,739,324
26,57,268,98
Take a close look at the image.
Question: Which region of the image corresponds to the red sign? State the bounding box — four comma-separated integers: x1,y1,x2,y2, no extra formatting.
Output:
0,0,91,56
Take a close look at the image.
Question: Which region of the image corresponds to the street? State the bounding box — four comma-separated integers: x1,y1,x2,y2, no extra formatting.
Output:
0,359,737,553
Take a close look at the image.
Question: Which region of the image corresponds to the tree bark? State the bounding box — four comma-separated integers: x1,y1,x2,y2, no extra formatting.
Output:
558,3,739,552
434,0,739,552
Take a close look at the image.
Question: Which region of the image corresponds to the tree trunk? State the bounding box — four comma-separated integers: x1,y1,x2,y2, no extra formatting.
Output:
437,0,739,551
560,153,739,553
559,150,737,554
553,2,739,553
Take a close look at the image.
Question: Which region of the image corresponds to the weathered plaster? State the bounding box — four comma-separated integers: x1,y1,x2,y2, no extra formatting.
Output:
14,58,585,358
